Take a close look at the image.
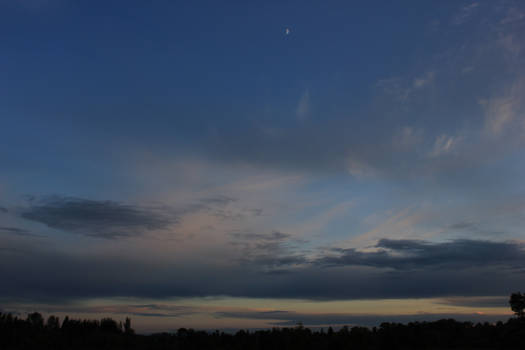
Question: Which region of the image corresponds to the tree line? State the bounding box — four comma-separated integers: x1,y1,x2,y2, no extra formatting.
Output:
1,292,525,349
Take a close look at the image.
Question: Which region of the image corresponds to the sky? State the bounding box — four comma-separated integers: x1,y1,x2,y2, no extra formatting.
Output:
1,0,525,333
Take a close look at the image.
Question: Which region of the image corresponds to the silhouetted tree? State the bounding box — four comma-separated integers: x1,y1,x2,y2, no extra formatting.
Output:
27,312,44,328
62,315,69,329
124,317,134,334
5,306,525,349
100,317,121,333
46,315,60,330
509,292,525,318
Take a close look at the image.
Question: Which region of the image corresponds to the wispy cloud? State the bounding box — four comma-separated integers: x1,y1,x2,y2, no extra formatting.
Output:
377,71,435,103
500,8,525,25
392,126,423,149
376,78,411,102
428,134,461,157
453,2,479,25
346,157,376,179
481,78,524,138
413,71,435,89
0,226,41,237
296,89,311,121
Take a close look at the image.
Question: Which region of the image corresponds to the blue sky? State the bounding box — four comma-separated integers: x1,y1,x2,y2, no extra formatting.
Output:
1,0,525,332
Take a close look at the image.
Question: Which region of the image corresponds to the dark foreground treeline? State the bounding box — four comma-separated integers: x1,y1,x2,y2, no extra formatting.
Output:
3,312,525,349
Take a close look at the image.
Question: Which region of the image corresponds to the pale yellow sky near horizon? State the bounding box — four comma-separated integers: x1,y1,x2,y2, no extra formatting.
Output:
4,296,513,333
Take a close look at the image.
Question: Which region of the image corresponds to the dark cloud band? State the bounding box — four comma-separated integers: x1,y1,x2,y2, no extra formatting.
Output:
318,239,525,270
1,238,525,302
20,196,177,239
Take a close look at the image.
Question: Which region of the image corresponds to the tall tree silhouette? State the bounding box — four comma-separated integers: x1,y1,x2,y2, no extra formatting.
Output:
509,292,525,318
124,317,134,334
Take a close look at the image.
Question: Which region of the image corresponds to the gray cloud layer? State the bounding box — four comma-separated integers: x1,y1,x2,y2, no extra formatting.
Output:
20,196,177,239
